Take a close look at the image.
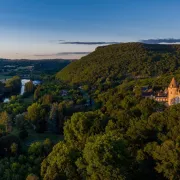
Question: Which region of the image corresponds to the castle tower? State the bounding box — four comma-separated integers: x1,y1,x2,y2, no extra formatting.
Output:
168,77,179,105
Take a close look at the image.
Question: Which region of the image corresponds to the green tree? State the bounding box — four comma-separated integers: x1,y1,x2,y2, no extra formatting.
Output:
0,111,10,132
42,94,53,105
5,76,21,93
64,111,108,150
41,142,80,180
26,174,39,180
11,143,18,155
15,114,26,130
144,140,180,180
43,138,53,155
28,142,43,156
48,103,64,133
27,103,46,132
25,81,35,94
76,133,130,180
34,85,41,100
0,135,20,155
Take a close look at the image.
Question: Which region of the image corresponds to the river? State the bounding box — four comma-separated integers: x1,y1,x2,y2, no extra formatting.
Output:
3,79,41,103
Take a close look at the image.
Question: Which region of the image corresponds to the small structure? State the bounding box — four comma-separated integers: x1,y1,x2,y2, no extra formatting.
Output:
141,86,149,92
142,92,154,98
141,87,154,99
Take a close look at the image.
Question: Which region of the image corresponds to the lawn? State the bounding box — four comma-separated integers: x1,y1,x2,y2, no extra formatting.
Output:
22,95,34,104
11,127,63,147
10,127,20,136
24,129,64,146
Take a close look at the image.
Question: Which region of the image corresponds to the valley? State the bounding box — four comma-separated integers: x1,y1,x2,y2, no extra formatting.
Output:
0,43,180,179
1,1,179,179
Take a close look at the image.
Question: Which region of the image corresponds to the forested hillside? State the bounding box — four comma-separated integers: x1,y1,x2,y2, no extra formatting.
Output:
57,43,180,84
2,43,180,179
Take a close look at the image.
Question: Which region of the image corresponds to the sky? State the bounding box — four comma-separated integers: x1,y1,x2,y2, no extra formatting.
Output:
0,0,180,59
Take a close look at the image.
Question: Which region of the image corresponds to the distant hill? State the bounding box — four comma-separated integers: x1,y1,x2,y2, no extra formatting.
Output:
56,43,180,84
0,59,72,78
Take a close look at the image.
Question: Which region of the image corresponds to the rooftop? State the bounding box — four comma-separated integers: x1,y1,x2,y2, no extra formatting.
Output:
169,77,179,88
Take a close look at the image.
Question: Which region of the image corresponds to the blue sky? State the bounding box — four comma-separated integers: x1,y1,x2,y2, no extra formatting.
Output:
0,0,180,59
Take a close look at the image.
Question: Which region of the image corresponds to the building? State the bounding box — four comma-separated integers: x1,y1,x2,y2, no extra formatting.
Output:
142,91,154,99
168,77,180,106
141,77,180,106
154,77,180,106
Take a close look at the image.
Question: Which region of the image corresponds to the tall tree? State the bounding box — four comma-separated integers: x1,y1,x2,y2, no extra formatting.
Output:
64,111,108,150
76,133,130,180
0,111,10,132
41,142,80,180
25,81,35,94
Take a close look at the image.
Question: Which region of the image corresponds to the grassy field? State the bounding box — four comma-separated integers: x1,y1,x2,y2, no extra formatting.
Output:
25,129,63,146
11,127,63,147
22,95,34,104
10,127,20,136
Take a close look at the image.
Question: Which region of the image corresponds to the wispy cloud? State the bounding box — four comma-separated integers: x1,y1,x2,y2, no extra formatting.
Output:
34,52,91,57
140,38,180,44
49,40,65,43
59,41,120,45
56,52,91,55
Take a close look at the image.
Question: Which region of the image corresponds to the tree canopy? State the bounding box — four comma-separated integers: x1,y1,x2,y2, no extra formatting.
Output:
56,43,180,85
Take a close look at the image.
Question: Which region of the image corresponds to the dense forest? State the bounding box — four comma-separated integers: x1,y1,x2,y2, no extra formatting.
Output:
1,43,180,179
0,59,71,79
57,43,180,84
0,76,21,96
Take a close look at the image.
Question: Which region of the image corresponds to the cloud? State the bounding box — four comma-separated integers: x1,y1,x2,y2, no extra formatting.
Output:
59,41,120,45
49,40,65,43
140,38,180,44
56,52,91,55
34,52,91,57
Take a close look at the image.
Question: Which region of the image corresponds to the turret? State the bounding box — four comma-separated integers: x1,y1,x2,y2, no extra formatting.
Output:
168,77,179,105
169,77,178,88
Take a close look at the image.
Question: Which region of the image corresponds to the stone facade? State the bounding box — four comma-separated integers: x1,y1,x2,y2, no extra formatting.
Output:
141,77,180,106
168,77,180,106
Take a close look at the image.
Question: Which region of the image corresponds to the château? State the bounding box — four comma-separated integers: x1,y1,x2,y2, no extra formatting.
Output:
168,77,180,105
142,77,180,106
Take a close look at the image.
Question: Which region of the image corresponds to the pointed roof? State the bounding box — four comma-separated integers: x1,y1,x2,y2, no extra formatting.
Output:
169,77,178,88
